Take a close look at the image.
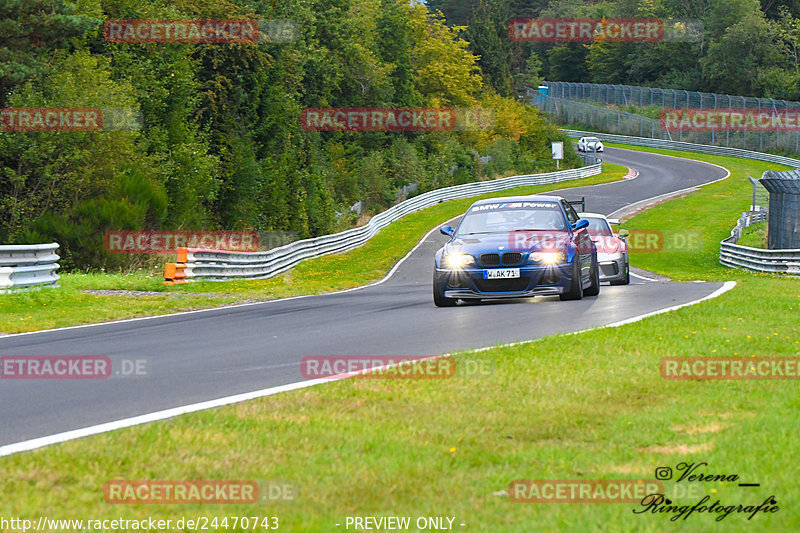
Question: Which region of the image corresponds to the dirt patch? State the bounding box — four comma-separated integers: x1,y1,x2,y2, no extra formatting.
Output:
606,463,650,475
636,442,714,454
82,289,168,296
671,422,730,435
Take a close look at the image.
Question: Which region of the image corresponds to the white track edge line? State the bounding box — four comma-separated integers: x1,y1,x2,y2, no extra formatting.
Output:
0,281,735,458
0,152,732,454
466,280,737,354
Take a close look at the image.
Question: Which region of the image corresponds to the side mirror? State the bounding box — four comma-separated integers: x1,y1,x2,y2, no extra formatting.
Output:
440,225,455,237
618,229,630,239
572,219,589,231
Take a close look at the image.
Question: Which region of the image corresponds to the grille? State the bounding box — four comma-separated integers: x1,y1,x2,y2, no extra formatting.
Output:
479,253,501,266
600,263,619,276
474,277,530,292
502,252,523,265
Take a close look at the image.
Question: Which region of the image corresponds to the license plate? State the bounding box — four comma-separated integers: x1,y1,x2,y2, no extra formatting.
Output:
484,268,520,279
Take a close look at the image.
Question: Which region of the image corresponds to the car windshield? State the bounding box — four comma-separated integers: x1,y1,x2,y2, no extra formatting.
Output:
586,137,599,142
583,217,613,236
457,203,567,235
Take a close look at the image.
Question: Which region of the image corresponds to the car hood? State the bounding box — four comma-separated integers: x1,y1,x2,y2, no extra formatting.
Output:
447,231,571,255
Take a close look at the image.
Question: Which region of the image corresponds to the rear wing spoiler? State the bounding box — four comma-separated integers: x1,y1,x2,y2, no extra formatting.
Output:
567,197,585,213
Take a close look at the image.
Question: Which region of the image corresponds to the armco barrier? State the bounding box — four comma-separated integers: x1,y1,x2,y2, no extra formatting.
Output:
719,212,800,275
164,163,602,283
0,243,60,291
720,240,800,275
562,129,800,168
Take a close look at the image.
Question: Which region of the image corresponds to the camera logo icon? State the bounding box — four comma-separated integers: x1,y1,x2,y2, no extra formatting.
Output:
655,467,673,480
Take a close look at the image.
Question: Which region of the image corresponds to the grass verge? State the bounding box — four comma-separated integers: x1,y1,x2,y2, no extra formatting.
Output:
0,165,627,334
737,222,767,249
2,148,799,532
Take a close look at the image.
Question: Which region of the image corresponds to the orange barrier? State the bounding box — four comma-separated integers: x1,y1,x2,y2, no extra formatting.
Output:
163,254,187,285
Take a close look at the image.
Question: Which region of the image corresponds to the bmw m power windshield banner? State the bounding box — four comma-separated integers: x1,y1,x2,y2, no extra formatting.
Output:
469,201,560,212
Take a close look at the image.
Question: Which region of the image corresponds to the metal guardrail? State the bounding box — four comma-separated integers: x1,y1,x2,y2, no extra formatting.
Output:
0,243,60,291
727,211,767,243
164,163,603,283
561,129,800,168
719,211,800,275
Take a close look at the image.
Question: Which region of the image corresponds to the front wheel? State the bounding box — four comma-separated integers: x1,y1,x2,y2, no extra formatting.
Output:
559,259,583,301
583,254,600,296
433,274,457,307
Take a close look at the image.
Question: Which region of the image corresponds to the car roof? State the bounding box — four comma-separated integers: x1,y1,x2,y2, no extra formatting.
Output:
577,212,607,219
470,195,565,206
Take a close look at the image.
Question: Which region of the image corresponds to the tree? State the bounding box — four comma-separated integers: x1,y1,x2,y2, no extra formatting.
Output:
0,0,99,107
772,6,800,73
464,0,514,95
406,3,483,106
701,11,782,94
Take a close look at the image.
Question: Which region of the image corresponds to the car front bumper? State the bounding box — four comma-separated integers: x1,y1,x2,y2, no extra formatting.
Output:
434,263,572,299
597,253,626,282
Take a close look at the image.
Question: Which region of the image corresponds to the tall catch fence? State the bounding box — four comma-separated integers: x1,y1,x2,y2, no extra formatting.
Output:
531,82,800,154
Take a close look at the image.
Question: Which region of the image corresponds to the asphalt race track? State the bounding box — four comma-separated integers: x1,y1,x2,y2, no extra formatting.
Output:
0,147,730,448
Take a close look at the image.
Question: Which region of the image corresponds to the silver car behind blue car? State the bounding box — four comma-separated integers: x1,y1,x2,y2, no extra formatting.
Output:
578,212,630,285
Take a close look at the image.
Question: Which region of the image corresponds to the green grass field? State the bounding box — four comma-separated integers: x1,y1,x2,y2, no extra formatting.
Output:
2,147,799,532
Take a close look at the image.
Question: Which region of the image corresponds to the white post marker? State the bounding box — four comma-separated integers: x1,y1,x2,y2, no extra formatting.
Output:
552,141,563,170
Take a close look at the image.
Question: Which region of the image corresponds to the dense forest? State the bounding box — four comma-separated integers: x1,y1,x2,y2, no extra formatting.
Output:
0,0,577,269
429,0,800,100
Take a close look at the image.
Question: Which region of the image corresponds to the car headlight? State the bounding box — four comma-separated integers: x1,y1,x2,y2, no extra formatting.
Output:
529,251,566,264
443,253,473,269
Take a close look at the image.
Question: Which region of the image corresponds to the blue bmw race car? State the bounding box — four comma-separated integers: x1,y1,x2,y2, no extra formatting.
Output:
433,195,600,306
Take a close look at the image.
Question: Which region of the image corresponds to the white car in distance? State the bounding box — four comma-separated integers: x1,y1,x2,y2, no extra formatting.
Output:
577,137,604,152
